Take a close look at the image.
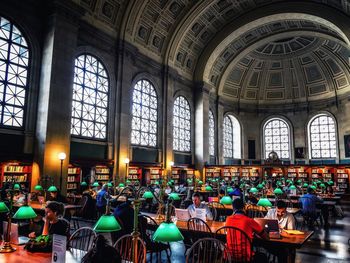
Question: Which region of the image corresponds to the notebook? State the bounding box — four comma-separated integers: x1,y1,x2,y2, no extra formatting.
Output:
175,208,190,221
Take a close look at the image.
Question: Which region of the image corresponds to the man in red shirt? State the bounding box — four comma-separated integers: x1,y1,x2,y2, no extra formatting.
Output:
225,198,268,262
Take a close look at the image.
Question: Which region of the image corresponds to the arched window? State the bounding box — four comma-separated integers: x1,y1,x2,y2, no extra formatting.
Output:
131,79,158,147
308,113,337,158
0,17,29,127
263,118,291,159
173,96,191,152
71,54,109,139
209,110,215,156
223,115,241,159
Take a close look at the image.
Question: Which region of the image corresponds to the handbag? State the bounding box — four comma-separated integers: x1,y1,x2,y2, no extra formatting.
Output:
24,235,52,252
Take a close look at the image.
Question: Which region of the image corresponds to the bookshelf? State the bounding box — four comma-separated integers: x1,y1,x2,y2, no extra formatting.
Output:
205,167,221,181
127,166,142,184
1,162,32,189
67,165,81,192
222,167,240,182
335,168,349,192
171,168,180,184
95,165,111,184
147,167,162,185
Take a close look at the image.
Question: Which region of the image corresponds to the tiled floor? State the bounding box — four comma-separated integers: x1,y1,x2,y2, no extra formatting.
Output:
78,197,350,262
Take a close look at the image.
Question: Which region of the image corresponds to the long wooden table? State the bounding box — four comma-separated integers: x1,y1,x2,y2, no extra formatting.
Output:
143,212,313,263
0,244,83,263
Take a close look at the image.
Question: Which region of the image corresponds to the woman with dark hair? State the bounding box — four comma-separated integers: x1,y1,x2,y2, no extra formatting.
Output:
82,234,121,263
28,201,70,239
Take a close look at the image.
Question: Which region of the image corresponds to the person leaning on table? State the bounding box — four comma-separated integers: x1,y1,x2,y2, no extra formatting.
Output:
187,192,213,220
265,200,296,230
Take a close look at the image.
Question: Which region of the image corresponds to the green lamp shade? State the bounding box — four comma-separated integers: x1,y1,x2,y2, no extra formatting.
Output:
249,187,258,193
0,202,9,213
320,183,326,188
274,188,284,195
257,184,263,189
47,185,58,192
289,185,297,190
227,187,234,193
34,185,43,191
310,185,317,190
118,183,125,187
93,215,121,232
276,181,282,186
169,193,180,201
297,179,302,183
220,196,233,205
126,180,131,184
92,182,100,187
14,184,20,190
142,191,154,199
153,222,184,242
107,182,113,187
303,183,309,188
154,181,160,185
167,182,172,186
257,198,272,207
198,180,203,185
13,206,37,219
80,182,87,186
205,186,213,191
327,180,334,185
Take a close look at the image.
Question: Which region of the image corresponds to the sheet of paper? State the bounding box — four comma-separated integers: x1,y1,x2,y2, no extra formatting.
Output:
52,234,67,263
195,208,206,222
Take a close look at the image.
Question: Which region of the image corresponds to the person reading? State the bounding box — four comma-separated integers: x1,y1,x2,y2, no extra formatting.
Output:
264,200,296,230
187,192,213,220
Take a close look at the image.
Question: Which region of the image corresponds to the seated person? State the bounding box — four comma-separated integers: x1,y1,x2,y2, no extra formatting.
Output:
299,187,323,220
265,200,296,230
225,198,268,262
112,200,134,242
82,234,121,263
228,185,243,200
246,192,258,205
187,193,213,220
29,201,70,239
48,188,68,203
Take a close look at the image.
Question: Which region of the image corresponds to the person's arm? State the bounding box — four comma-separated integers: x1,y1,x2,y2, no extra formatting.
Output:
205,205,213,220
42,216,50,236
251,218,269,240
286,214,296,230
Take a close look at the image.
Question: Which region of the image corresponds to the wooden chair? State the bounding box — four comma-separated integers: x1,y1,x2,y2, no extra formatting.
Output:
68,227,97,252
209,201,228,221
71,196,89,230
185,237,230,263
187,217,212,233
114,234,147,263
245,204,266,218
215,226,252,263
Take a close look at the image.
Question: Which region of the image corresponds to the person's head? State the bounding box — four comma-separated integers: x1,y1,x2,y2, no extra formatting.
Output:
192,193,201,207
276,200,287,217
50,191,58,198
307,187,315,194
232,198,244,211
45,201,64,220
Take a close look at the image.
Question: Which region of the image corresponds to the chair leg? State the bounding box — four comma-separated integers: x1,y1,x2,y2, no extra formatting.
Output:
166,249,171,262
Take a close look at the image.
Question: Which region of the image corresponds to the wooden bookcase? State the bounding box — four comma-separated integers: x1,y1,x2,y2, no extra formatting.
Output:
95,165,111,185
67,164,81,192
1,162,32,190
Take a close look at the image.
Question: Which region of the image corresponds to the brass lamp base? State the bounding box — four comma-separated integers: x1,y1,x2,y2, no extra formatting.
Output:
0,241,16,253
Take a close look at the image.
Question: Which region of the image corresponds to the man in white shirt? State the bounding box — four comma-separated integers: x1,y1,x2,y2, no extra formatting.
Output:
265,200,296,230
187,193,213,220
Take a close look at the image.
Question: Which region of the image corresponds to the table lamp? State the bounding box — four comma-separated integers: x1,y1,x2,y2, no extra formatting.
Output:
47,185,58,192
92,182,99,187
249,187,259,193
220,195,233,205
153,200,183,242
169,193,180,201
257,198,272,207
142,191,154,199
93,200,121,233
34,185,44,191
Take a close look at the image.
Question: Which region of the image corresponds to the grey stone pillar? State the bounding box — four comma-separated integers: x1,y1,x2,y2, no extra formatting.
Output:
35,2,83,194
194,83,210,178
217,97,225,165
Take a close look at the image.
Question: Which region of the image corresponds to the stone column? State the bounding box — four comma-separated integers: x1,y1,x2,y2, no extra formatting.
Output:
194,83,210,178
34,1,83,194
217,97,225,165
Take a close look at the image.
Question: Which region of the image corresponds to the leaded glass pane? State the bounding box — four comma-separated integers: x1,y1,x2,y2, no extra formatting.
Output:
309,114,337,158
209,110,215,156
173,96,191,152
223,116,233,158
131,80,158,147
264,118,290,159
0,17,29,128
71,54,109,139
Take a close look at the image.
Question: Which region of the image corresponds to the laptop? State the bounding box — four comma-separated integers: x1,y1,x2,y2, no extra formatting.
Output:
254,218,281,238
3,221,30,245
175,208,190,221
